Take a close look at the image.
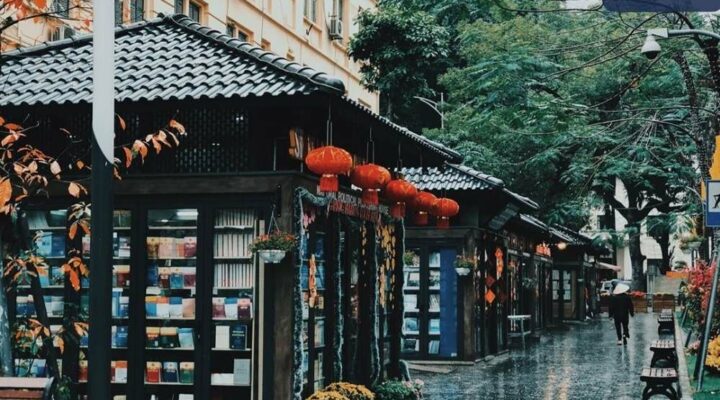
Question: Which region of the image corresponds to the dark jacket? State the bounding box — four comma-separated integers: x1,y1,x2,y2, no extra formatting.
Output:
609,293,634,321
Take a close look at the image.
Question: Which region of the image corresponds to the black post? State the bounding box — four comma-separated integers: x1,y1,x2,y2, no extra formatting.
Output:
87,136,114,399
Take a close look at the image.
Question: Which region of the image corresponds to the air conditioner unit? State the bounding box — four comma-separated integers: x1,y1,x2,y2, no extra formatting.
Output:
328,16,343,41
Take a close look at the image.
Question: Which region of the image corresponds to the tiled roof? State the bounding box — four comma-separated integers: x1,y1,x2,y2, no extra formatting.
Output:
0,14,344,106
401,163,502,191
550,224,592,245
401,163,538,210
519,214,549,232
0,14,461,163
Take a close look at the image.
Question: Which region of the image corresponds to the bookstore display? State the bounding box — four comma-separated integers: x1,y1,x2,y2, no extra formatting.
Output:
210,209,256,397
300,225,327,394
401,249,444,357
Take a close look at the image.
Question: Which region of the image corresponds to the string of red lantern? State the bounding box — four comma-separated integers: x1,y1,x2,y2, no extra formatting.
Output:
385,178,418,219
433,197,460,229
350,163,391,205
411,191,438,226
305,146,353,193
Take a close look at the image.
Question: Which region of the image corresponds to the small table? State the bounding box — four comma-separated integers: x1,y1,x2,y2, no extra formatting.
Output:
508,315,531,348
650,339,677,369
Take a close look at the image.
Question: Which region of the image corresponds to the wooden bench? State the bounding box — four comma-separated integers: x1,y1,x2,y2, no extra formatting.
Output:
650,339,677,369
658,314,674,335
0,377,53,399
641,368,679,400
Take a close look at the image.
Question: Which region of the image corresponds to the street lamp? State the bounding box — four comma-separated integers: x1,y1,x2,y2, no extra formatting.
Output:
643,26,720,392
414,93,445,130
641,27,720,59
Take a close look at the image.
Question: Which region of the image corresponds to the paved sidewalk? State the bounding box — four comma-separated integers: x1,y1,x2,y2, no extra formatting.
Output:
412,314,661,400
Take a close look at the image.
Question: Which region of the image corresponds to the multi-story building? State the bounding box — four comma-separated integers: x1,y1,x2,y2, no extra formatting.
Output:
1,0,379,110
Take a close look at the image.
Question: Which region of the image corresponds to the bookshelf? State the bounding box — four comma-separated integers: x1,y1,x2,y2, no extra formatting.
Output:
144,208,198,400
210,209,256,397
300,226,328,395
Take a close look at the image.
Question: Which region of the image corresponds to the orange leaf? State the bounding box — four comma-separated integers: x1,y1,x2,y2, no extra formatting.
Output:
133,140,148,161
69,270,80,291
122,147,132,168
0,179,11,207
116,114,127,131
0,117,5,126
79,220,90,235
1,134,17,147
68,222,78,240
3,123,22,131
35,0,47,10
68,182,81,198
50,161,61,175
27,161,37,173
152,138,162,154
169,119,185,135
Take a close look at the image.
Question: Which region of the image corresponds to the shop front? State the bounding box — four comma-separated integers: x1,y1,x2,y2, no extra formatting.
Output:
401,164,538,361
0,15,461,400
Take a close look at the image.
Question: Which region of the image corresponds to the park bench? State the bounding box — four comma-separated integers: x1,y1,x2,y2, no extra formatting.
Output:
650,339,678,369
658,312,674,335
507,315,531,348
640,368,680,400
0,377,53,399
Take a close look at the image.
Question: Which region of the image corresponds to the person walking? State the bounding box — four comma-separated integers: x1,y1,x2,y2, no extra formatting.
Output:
609,283,634,345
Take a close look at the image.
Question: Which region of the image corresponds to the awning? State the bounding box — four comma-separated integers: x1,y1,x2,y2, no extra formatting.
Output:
596,262,621,271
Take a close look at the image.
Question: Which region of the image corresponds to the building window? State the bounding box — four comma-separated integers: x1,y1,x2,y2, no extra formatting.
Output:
303,0,316,22
226,23,249,42
174,0,183,14
130,0,144,22
336,0,343,21
52,0,70,18
115,0,123,24
188,1,201,22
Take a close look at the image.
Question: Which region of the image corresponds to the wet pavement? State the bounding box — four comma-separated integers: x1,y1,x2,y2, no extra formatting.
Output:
413,313,661,400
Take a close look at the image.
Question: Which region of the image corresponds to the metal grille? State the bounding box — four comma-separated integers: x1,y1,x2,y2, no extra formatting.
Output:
13,105,250,175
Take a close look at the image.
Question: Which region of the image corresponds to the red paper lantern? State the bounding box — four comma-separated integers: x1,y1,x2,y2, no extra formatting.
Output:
350,163,391,205
433,198,460,228
411,191,437,225
385,179,418,219
305,146,353,192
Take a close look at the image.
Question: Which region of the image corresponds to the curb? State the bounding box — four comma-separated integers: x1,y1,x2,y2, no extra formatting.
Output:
676,317,694,399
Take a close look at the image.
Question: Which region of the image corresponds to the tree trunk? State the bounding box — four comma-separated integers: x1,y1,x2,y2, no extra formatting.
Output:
627,222,646,291
658,231,671,275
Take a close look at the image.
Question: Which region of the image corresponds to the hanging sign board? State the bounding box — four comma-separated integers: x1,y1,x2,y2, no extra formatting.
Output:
320,191,390,222
706,180,720,227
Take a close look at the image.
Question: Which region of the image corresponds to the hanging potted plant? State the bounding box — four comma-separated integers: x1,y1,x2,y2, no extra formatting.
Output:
454,255,474,276
251,231,297,263
679,233,703,253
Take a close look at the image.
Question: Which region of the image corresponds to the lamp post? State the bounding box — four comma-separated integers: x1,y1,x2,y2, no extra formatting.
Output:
414,93,445,130
641,29,720,391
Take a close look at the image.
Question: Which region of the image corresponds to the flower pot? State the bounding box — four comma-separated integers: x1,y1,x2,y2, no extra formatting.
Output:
258,249,287,263
455,267,471,276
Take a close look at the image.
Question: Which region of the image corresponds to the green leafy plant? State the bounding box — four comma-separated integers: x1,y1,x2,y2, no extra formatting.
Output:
374,379,424,400
454,255,475,270
403,251,418,267
249,231,297,252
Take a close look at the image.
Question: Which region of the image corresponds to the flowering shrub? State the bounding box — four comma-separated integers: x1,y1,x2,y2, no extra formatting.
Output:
249,231,297,252
688,340,701,355
307,391,350,400
706,336,720,374
374,379,424,400
324,382,375,400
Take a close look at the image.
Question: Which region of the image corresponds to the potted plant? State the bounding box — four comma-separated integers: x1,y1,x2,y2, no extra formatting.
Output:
250,231,297,263
374,379,424,400
403,251,418,267
679,233,703,253
454,255,474,276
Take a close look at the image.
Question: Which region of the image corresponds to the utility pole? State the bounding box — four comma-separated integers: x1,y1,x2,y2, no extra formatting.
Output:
88,0,114,397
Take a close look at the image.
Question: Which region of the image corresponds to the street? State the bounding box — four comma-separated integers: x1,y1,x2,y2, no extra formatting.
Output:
415,314,660,400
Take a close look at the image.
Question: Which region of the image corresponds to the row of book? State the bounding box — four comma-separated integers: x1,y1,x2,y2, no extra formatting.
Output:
35,266,64,287
213,232,254,259
146,361,194,384
210,358,251,386
82,233,131,259
212,297,252,319
34,232,66,258
113,265,130,287
214,263,254,289
78,360,127,383
147,266,197,289
215,210,255,228
214,324,248,350
145,296,196,318
147,237,197,259
147,326,194,349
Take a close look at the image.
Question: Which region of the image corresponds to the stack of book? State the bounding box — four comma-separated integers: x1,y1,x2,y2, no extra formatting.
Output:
212,297,253,319
214,263,254,288
147,237,197,259
146,327,194,349
146,265,196,289
214,324,248,350
146,361,194,384
145,295,195,319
